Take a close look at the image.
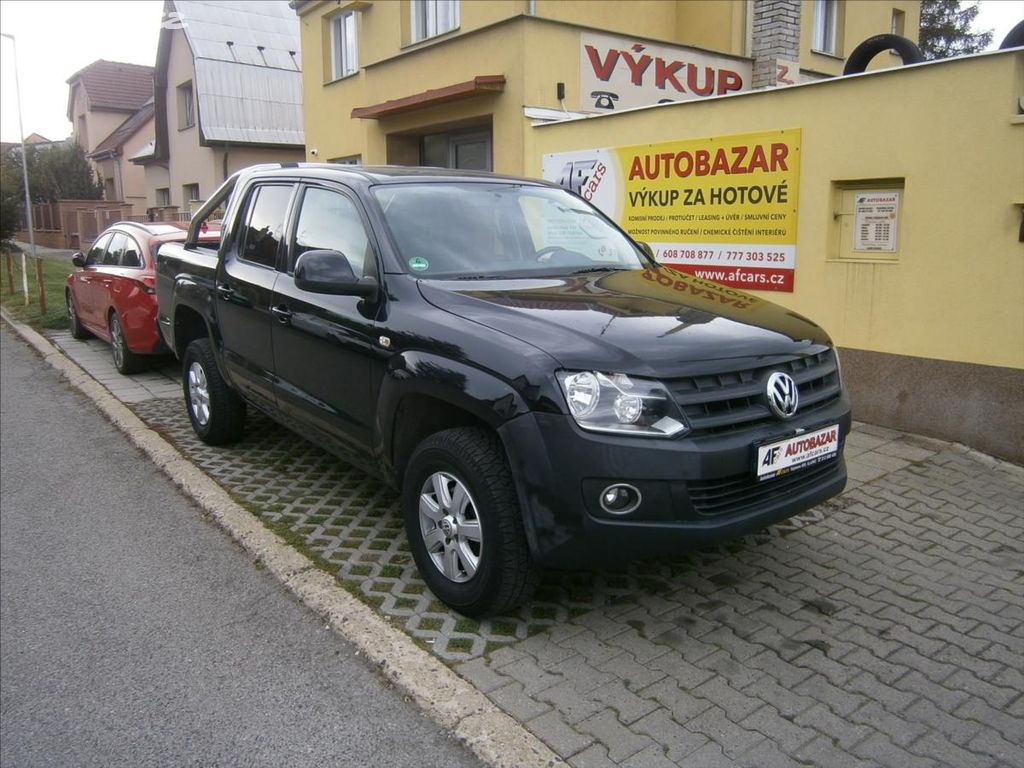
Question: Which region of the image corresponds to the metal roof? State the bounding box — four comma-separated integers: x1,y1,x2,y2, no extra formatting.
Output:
172,0,304,146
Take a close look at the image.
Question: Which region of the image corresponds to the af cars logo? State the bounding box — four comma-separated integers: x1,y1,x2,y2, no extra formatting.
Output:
557,158,607,201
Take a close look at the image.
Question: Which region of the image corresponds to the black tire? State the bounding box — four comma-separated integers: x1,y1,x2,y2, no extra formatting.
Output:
843,34,925,75
182,337,246,445
402,427,540,617
109,312,144,375
1000,20,1024,50
67,291,90,340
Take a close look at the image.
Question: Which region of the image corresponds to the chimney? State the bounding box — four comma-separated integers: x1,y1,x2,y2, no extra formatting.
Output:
750,0,801,88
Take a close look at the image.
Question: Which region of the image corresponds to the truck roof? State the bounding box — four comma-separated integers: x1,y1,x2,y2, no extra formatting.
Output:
233,163,555,188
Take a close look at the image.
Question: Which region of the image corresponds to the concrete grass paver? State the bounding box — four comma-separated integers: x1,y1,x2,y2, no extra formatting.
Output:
41,326,1024,767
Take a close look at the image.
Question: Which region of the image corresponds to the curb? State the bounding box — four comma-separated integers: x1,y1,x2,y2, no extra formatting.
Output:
0,310,564,768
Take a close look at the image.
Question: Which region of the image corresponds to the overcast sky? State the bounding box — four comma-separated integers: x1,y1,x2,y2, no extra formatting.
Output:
1,0,1022,143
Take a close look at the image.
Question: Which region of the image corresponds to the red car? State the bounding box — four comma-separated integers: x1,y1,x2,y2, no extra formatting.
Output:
66,222,217,374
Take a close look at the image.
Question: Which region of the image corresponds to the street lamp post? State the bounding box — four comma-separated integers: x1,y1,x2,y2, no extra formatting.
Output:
1,31,36,305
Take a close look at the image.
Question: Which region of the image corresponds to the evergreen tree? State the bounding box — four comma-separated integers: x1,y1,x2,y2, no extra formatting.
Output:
918,0,993,60
0,142,103,205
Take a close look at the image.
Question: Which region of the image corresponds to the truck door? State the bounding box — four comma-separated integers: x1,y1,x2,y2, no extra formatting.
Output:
215,182,296,415
269,183,377,460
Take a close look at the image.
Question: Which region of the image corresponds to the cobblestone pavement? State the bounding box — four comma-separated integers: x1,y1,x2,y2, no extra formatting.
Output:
46,330,1024,767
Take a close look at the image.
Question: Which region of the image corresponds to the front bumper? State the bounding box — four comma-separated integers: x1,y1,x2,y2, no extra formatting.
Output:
498,394,851,569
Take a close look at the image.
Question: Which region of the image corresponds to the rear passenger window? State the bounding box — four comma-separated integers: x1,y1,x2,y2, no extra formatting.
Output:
85,233,113,266
121,235,143,268
104,234,127,266
239,185,293,268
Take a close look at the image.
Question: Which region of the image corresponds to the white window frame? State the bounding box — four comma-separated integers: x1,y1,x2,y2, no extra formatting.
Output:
411,0,459,43
177,82,195,129
811,0,838,55
330,11,358,80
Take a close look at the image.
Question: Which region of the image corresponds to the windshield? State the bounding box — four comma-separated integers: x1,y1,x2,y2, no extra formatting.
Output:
373,182,649,278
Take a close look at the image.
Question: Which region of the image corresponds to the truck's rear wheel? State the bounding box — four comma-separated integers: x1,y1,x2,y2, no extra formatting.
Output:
403,427,540,617
182,338,245,445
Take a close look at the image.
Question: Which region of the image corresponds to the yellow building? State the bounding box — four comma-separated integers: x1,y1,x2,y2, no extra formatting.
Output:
294,0,919,170
294,0,1023,462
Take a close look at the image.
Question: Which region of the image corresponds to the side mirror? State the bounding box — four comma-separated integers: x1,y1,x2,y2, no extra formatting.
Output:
637,241,655,260
71,252,85,268
294,249,378,301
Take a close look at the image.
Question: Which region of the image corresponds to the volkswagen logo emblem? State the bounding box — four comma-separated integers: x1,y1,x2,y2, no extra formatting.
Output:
766,371,799,419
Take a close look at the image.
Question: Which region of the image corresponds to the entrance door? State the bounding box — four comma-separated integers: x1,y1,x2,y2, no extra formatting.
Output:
421,129,492,171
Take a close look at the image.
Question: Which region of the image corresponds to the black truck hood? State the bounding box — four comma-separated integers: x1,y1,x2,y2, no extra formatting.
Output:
417,267,831,378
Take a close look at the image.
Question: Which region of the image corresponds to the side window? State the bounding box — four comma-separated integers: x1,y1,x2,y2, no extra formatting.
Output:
238,184,293,269
85,233,113,266
292,187,371,277
121,235,143,268
103,233,127,266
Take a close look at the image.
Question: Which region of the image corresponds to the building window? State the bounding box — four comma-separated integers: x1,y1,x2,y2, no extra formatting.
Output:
411,0,459,43
183,183,200,203
156,188,171,207
890,8,905,36
329,155,362,164
177,81,195,129
330,12,358,79
811,0,839,55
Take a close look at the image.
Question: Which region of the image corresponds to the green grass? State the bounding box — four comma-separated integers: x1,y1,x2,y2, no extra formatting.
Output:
0,255,72,330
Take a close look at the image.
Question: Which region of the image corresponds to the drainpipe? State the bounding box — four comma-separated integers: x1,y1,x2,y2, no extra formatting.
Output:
527,0,535,15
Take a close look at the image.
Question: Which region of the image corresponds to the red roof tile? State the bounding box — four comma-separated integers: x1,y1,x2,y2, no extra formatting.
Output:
67,60,154,113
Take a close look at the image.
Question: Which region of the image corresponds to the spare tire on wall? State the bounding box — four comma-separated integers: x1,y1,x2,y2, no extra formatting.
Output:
999,20,1024,49
843,34,926,75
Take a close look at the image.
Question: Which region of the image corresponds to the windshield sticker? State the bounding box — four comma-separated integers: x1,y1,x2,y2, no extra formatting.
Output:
408,256,430,272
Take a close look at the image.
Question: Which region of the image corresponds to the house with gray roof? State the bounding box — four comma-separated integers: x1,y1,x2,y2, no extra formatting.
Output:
132,0,305,213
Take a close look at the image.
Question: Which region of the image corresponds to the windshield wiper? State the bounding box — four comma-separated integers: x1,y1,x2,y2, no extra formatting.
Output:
569,266,632,275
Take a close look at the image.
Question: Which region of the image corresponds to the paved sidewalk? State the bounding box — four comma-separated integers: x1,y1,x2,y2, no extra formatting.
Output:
49,331,179,403
42,328,1024,767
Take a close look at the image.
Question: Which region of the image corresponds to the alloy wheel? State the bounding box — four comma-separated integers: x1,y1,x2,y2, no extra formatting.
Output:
187,362,211,426
418,472,482,583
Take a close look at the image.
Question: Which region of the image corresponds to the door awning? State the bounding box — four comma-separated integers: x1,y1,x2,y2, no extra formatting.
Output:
351,75,505,119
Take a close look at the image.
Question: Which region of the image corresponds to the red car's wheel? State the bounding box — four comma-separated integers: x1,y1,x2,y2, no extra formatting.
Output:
110,313,144,375
67,292,90,340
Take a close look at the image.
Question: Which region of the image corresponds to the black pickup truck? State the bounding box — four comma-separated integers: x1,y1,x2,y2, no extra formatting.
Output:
156,164,850,616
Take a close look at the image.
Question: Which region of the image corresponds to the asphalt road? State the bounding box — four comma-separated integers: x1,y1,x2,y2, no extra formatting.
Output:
0,327,482,768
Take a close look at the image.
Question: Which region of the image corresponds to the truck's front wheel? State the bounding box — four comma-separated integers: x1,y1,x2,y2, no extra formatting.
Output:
403,427,540,617
182,338,246,445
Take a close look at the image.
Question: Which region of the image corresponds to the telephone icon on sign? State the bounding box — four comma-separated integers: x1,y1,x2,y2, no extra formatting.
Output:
591,91,619,110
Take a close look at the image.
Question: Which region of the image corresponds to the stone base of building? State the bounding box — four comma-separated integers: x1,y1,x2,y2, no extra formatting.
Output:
840,347,1023,464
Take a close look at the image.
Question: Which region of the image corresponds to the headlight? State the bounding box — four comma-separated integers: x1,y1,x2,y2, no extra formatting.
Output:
556,371,688,437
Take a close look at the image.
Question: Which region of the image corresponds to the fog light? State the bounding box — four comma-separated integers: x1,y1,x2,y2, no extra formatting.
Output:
599,483,642,515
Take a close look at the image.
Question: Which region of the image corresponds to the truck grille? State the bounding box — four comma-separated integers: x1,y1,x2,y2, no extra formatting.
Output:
666,349,841,435
687,457,842,518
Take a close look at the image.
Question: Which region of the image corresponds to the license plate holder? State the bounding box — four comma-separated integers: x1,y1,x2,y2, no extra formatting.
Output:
755,423,840,482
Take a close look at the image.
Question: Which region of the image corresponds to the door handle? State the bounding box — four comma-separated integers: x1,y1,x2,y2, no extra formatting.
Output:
216,284,236,301
271,305,293,324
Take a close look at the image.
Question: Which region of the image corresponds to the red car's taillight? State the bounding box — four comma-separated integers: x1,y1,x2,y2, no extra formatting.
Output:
134,276,157,295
